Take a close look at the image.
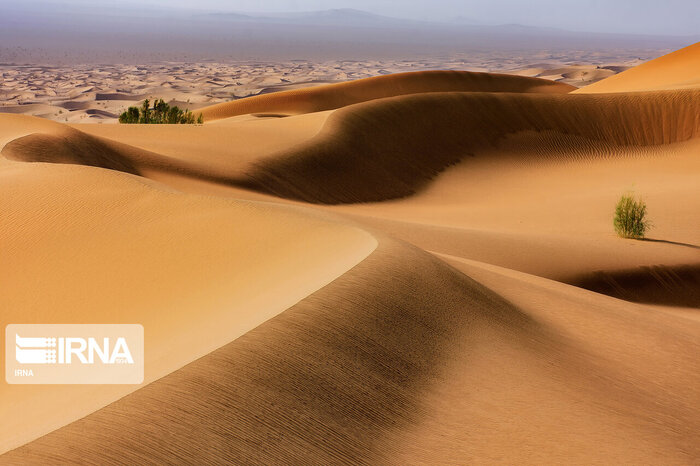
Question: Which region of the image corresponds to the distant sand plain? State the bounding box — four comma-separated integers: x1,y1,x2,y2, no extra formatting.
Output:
0,49,661,123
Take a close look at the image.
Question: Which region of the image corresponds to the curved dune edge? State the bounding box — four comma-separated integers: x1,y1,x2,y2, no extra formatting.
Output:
198,70,575,122
575,41,700,93
0,161,377,454
339,209,700,285
0,114,65,152
68,109,334,171
4,238,699,464
570,263,700,307
0,115,255,190
3,129,143,175
1,44,699,463
244,89,700,203
7,118,698,308
8,89,699,207
2,110,334,191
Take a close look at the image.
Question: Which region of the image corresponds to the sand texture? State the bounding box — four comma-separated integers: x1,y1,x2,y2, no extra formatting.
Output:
1,45,700,464
576,41,700,93
198,70,575,122
0,49,661,123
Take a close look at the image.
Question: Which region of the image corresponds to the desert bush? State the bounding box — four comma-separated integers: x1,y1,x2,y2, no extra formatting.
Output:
614,193,649,238
119,98,202,124
118,106,140,124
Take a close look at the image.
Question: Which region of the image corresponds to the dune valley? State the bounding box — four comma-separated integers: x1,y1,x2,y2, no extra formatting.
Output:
0,24,699,465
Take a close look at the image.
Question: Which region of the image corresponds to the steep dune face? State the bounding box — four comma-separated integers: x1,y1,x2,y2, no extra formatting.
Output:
199,70,575,121
1,114,252,186
0,114,65,150
3,129,142,175
4,239,699,464
23,111,700,286
2,46,700,464
389,256,700,464
245,89,700,203
68,110,332,169
571,264,700,307
576,41,700,93
0,158,376,453
18,89,698,207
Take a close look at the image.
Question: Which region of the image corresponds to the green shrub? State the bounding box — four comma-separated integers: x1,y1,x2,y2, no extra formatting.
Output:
119,98,202,125
118,106,140,124
614,193,649,238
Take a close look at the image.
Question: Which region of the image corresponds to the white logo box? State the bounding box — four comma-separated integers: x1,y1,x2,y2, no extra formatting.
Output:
6,324,144,384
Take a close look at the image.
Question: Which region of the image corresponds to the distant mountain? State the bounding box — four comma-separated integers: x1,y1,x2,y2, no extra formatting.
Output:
1,4,697,64
449,16,487,25
203,9,698,41
204,8,409,26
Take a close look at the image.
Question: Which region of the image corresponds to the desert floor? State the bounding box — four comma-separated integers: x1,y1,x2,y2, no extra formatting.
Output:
1,43,699,464
0,48,663,123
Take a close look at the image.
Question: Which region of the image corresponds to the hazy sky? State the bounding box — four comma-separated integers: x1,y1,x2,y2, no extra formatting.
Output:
32,0,700,36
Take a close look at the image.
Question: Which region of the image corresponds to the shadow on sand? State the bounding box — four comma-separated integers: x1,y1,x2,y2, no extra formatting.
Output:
638,238,700,250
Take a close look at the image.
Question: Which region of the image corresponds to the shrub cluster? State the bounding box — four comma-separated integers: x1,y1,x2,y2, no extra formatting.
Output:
614,193,649,239
119,99,203,124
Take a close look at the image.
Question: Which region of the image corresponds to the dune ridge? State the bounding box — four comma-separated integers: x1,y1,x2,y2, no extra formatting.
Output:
1,115,241,183
198,70,575,121
1,53,650,123
2,42,700,464
576,41,700,93
3,129,142,175
7,89,699,206
571,263,700,307
3,238,699,464
244,89,700,203
0,155,377,454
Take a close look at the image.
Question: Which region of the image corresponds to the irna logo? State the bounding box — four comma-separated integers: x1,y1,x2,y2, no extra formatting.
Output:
6,324,143,384
15,334,134,365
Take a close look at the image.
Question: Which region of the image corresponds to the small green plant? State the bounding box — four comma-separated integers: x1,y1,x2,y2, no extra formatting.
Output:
119,98,203,125
614,192,649,238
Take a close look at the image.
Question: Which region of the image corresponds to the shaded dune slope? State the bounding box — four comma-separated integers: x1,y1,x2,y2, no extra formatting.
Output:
0,159,378,454
572,263,700,308
340,214,700,286
199,70,575,121
245,89,700,203
2,49,700,464
1,121,232,184
4,238,699,464
576,41,700,93
7,116,698,312
5,90,700,206
3,129,142,175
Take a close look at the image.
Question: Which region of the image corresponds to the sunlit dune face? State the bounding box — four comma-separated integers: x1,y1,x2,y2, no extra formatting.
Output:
1,36,700,465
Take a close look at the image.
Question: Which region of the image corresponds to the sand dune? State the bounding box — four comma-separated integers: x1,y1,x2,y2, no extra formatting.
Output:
0,128,376,451
0,51,656,123
3,122,143,175
4,238,699,464
198,70,574,121
576,41,700,93
2,44,700,464
572,263,700,307
243,89,700,203
14,88,698,206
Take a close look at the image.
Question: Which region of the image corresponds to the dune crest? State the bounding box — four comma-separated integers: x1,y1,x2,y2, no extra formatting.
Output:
4,130,142,175
199,70,575,121
244,89,700,203
2,41,700,464
4,239,699,464
6,88,700,207
0,157,376,453
576,41,700,93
